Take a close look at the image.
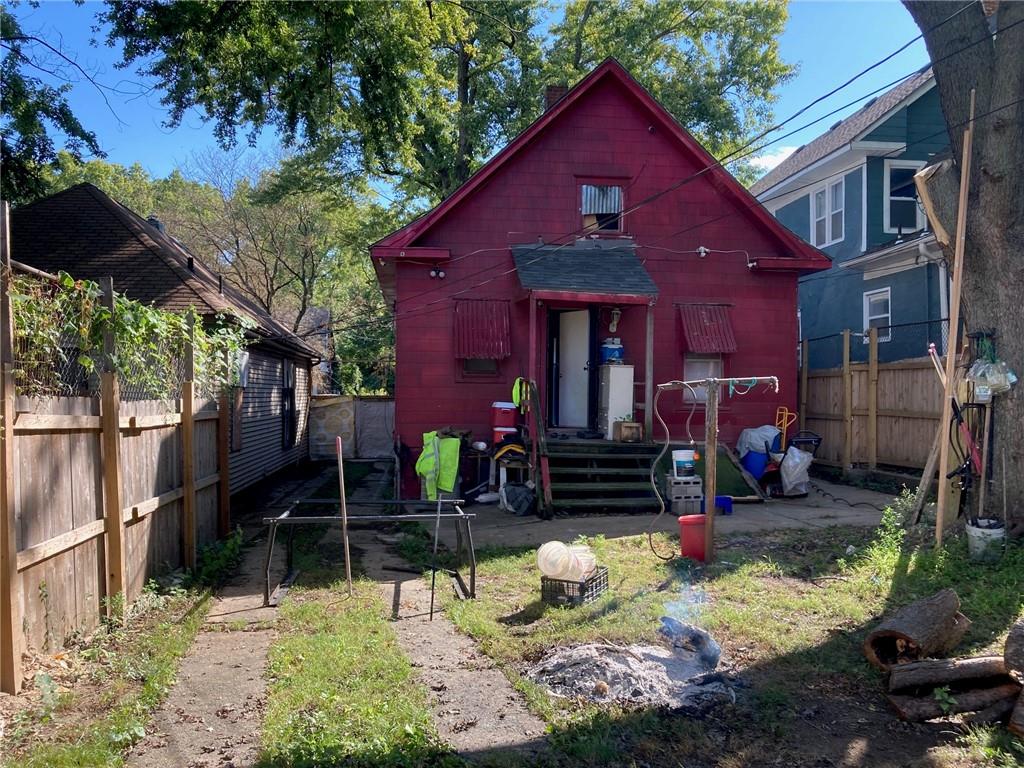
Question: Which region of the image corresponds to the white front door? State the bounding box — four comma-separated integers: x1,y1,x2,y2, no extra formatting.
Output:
558,310,590,427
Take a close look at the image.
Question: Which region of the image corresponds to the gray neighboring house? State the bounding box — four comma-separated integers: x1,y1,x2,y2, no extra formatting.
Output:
11,183,321,494
752,68,950,368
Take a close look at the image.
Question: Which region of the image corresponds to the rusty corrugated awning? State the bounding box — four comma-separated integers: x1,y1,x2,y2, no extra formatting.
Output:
454,299,511,359
679,304,737,354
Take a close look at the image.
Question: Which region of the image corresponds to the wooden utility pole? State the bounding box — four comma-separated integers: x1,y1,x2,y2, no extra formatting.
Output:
99,277,126,614
799,339,809,432
0,202,22,692
842,329,852,473
936,89,975,546
336,436,353,597
703,381,719,562
868,327,879,470
182,316,196,569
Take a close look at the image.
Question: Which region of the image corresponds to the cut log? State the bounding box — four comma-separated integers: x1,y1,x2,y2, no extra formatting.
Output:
887,656,1007,692
864,589,971,670
962,695,1017,725
886,681,1022,722
1011,693,1024,737
1005,617,1024,678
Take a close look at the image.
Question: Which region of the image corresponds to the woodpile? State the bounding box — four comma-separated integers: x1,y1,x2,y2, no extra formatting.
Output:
865,592,1024,732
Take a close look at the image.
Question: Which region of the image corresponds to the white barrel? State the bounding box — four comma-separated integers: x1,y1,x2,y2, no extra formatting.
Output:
966,519,1005,563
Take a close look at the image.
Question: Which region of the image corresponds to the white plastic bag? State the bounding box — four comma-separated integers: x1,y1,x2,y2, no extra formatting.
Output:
780,445,813,496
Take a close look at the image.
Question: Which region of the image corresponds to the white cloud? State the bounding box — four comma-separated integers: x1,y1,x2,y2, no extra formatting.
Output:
748,146,798,172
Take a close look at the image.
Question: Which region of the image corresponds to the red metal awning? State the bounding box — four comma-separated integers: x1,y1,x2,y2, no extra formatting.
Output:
454,300,511,359
678,304,737,354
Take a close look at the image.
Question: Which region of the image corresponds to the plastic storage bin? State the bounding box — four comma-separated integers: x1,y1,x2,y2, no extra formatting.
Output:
700,495,734,516
491,401,517,428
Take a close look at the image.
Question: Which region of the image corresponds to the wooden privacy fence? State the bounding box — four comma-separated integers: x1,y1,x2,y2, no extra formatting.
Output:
799,329,944,471
0,209,231,693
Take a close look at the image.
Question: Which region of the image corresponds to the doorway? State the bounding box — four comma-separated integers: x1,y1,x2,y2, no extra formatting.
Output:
550,309,591,427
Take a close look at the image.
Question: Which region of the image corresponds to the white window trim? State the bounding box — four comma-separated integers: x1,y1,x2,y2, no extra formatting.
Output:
863,287,892,343
883,159,926,234
683,354,723,402
809,177,844,247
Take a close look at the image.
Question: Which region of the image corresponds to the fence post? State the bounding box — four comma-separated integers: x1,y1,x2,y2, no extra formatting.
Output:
799,339,809,432
867,327,879,469
0,202,22,693
182,316,196,569
842,329,852,473
217,350,231,538
99,277,126,612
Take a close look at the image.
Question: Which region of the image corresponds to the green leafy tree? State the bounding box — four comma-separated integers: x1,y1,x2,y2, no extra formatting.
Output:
1,6,103,204
101,0,794,203
545,0,794,162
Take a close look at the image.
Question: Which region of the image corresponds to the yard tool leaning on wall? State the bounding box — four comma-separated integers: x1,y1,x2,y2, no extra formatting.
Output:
647,375,780,564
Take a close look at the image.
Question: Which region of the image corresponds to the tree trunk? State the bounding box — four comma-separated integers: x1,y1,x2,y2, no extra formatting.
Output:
1005,617,1024,677
1010,693,1024,736
962,694,1018,725
887,656,1006,692
903,1,1024,529
864,589,971,669
886,680,1021,722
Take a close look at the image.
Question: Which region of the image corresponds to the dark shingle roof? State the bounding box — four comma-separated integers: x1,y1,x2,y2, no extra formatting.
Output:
10,183,317,358
512,241,657,296
750,69,934,197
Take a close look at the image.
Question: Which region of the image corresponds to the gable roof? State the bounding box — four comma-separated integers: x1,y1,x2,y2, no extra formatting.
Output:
372,58,829,272
750,68,934,197
11,183,318,359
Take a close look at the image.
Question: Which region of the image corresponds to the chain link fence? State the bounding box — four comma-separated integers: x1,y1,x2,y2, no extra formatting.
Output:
803,317,950,370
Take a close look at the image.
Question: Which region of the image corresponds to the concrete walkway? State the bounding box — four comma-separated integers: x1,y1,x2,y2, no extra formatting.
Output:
444,478,894,549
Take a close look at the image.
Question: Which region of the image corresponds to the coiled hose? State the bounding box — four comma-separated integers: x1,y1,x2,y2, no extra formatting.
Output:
647,382,699,561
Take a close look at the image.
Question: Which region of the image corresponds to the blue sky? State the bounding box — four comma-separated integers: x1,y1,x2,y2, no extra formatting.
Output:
10,0,929,178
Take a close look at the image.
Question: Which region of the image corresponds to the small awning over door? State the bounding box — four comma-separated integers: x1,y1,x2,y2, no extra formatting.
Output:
678,304,737,353
454,299,511,358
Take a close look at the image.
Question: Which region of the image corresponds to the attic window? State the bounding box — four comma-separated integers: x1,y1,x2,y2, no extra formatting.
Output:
581,184,623,232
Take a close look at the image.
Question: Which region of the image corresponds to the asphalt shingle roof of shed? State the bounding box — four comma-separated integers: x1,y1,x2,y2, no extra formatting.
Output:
750,68,934,197
512,241,657,296
10,183,317,358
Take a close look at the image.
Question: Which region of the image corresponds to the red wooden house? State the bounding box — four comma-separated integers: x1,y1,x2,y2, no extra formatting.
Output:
372,59,830,506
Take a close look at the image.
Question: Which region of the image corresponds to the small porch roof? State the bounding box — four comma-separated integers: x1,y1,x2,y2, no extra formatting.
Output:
512,240,658,301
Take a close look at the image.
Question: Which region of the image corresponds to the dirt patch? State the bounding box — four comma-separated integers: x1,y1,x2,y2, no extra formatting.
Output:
129,630,269,768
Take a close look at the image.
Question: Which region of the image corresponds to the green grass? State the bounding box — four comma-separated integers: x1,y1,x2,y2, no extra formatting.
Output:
2,587,210,768
258,527,462,768
310,462,374,500
403,495,1023,766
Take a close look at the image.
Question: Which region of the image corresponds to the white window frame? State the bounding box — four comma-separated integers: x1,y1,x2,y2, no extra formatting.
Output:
683,354,723,402
863,287,892,343
810,177,844,247
883,159,926,234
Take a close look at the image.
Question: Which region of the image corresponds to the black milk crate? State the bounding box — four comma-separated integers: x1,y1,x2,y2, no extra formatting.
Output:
540,565,609,607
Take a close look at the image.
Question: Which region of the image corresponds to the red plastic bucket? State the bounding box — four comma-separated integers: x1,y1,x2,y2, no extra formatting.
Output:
491,401,517,428
678,514,707,562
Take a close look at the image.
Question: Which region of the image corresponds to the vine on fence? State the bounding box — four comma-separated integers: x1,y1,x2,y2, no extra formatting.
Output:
9,270,252,398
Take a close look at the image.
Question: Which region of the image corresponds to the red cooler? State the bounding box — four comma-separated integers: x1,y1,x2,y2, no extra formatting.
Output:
491,401,517,428
678,514,707,562
493,427,517,445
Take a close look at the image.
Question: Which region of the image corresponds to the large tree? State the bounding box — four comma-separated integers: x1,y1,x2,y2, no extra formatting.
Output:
102,0,794,202
902,1,1024,530
1,7,103,204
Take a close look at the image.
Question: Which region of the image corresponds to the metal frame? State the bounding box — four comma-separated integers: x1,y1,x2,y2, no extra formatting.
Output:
262,498,477,607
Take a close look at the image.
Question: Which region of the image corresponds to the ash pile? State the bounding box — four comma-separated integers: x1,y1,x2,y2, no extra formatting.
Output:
528,618,736,714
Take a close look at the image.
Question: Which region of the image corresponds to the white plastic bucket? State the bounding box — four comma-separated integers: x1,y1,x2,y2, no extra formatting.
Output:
966,519,1005,563
672,449,696,477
